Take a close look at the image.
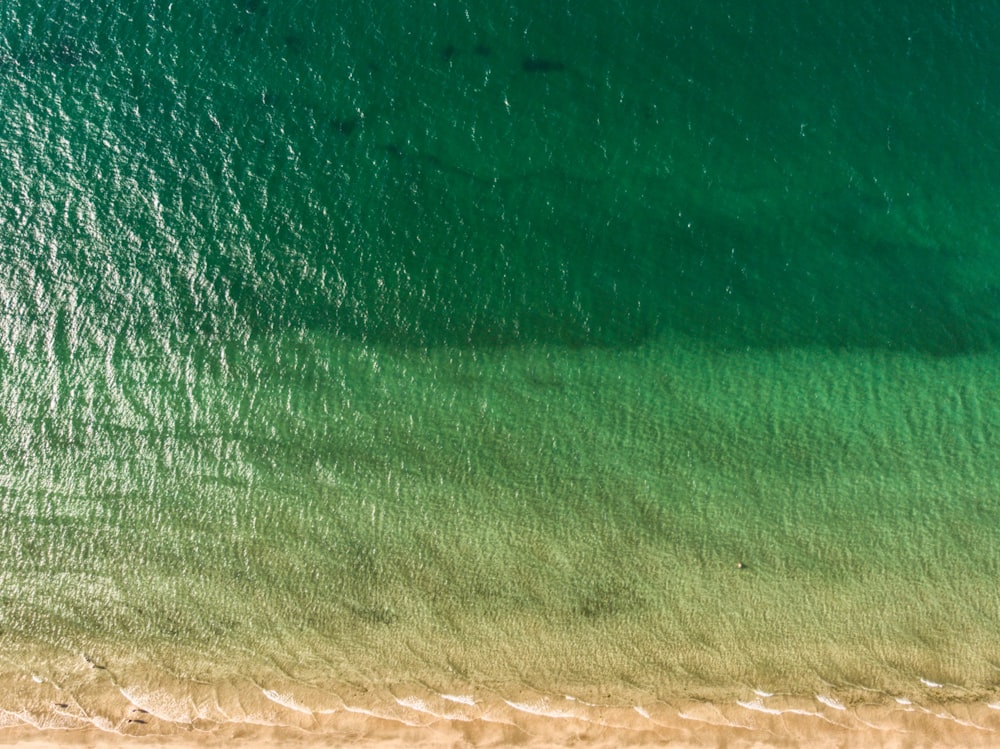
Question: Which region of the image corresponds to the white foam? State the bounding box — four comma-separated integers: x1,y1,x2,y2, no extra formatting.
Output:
262,689,314,715
440,693,476,706
987,702,1000,711
394,696,473,722
738,699,782,715
395,696,429,712
119,686,193,723
753,689,774,698
633,706,651,719
503,700,577,719
120,685,286,727
920,678,943,688
935,712,988,729
0,709,37,730
895,697,913,706
739,699,825,719
88,715,119,733
816,695,846,711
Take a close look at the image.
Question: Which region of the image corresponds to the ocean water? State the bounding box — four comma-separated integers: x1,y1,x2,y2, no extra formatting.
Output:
2,0,1000,742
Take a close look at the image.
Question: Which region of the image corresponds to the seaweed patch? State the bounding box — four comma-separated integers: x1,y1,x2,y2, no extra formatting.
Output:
522,57,565,73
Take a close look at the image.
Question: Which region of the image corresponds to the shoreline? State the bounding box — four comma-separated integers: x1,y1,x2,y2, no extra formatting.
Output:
3,680,1000,748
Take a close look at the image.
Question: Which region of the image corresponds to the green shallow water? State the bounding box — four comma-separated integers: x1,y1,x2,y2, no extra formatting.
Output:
4,334,1000,696
2,0,1000,731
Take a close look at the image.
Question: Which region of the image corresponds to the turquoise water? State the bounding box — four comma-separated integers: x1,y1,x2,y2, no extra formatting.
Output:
2,0,1000,740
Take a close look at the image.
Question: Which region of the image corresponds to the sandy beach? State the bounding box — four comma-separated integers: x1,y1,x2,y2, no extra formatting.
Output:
4,683,1000,748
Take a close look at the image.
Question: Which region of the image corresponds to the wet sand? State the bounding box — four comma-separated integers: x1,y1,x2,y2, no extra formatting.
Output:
4,684,1000,748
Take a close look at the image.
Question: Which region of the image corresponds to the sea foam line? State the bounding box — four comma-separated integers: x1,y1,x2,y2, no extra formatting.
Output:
816,695,847,711
394,696,474,722
738,699,828,721
440,694,476,706
503,700,578,719
119,686,195,723
918,706,993,732
262,689,315,716
737,699,782,716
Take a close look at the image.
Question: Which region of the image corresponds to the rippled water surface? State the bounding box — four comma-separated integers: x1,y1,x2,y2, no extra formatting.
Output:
2,0,1000,742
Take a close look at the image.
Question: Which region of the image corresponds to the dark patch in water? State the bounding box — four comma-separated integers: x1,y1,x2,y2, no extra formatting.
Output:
284,33,304,52
330,116,360,136
383,142,576,189
522,57,565,73
575,581,644,619
350,604,396,626
440,42,491,63
260,89,283,107
83,654,106,669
